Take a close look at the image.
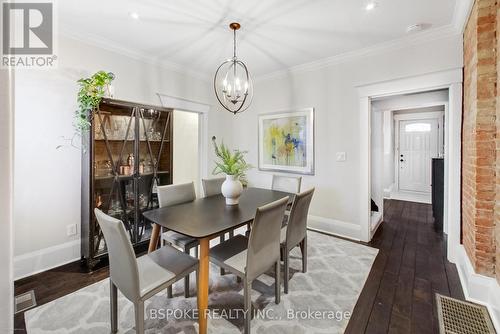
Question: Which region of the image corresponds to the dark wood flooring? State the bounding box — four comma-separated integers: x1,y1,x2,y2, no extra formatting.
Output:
345,199,464,334
14,199,463,333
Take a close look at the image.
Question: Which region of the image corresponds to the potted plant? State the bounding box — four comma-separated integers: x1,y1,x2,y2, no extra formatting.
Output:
75,71,115,134
212,137,252,205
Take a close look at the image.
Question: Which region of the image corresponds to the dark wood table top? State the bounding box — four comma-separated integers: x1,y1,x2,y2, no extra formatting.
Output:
143,187,292,239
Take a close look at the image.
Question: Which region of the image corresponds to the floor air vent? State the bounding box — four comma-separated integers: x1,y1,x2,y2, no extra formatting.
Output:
436,294,496,334
14,290,37,314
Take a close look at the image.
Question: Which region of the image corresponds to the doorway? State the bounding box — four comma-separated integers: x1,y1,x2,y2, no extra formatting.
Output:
369,89,449,239
398,118,438,193
173,110,200,194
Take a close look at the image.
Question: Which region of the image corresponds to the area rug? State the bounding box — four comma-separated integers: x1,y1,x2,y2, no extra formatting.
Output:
25,231,378,334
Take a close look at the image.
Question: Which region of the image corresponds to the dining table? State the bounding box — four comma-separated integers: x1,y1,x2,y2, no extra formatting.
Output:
144,187,292,334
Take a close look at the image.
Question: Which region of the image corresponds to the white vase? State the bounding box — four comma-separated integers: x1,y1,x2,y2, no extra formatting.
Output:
221,174,243,205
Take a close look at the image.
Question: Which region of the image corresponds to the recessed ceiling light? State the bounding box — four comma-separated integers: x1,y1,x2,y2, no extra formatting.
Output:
129,12,139,20
365,2,378,11
407,24,424,33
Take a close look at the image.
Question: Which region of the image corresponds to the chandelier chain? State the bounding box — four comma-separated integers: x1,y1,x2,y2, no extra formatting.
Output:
233,28,236,59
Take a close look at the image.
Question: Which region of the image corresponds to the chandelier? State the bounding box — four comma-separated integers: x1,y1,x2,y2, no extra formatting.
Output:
214,22,253,114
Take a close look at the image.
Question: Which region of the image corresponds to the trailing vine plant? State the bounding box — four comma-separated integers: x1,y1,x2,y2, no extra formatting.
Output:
75,71,115,133
58,71,115,150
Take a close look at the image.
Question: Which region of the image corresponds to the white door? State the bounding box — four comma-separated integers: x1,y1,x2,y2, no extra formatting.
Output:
398,119,438,193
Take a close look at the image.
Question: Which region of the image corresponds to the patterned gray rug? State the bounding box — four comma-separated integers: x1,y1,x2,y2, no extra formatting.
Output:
25,231,377,333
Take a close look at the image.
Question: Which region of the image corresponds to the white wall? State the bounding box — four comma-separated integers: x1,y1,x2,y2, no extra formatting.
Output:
13,35,232,279
0,68,14,331
382,110,394,195
231,34,463,240
173,110,200,194
371,110,384,212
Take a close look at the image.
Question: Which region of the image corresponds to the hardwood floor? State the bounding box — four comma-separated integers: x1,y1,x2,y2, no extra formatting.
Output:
345,199,464,334
14,199,463,333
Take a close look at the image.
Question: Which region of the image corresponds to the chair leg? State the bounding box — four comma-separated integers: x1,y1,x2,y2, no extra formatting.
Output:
229,231,234,238
167,285,173,298
243,279,252,334
300,236,308,273
220,235,226,276
194,245,198,258
110,280,118,333
134,301,145,334
284,249,290,294
274,261,281,304
184,247,190,298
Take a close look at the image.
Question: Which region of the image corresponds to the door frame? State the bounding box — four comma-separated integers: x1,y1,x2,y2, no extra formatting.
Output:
156,94,211,194
357,68,462,264
394,111,445,194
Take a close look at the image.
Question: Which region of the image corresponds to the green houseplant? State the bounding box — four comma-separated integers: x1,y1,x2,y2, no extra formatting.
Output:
75,71,115,133
212,137,252,205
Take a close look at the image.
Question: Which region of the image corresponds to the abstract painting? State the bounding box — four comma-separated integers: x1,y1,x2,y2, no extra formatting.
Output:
258,108,314,174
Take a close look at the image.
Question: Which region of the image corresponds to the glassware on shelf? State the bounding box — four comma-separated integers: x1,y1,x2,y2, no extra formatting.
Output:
139,193,147,208
108,199,122,216
95,160,112,177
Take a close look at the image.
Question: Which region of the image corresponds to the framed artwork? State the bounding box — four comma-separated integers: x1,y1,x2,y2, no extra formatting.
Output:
258,108,314,175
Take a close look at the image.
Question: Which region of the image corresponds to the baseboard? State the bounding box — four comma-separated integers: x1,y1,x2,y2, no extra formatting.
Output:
454,245,500,331
307,215,361,241
370,212,383,238
14,239,80,280
383,183,394,198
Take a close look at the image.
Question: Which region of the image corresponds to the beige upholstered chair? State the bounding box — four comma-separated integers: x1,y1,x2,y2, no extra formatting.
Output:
201,177,225,197
157,182,199,298
201,177,236,275
95,209,198,334
210,196,289,334
271,174,302,193
280,188,315,293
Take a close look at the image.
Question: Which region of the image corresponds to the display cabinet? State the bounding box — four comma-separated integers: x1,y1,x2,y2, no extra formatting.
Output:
81,98,173,268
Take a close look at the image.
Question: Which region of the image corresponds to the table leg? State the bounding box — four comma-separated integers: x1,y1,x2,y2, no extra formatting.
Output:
198,238,209,334
148,223,161,253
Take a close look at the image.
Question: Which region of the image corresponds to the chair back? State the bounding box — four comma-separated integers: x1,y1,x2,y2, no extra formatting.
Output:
286,188,315,249
272,175,302,193
94,209,140,301
246,196,289,281
157,182,196,208
201,177,225,197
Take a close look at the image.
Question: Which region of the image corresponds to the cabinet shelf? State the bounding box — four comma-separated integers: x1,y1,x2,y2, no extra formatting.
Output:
95,139,170,143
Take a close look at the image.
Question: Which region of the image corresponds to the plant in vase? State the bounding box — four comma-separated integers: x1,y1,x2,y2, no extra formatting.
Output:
212,137,252,205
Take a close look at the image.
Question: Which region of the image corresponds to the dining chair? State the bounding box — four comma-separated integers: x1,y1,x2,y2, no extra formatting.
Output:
280,188,315,294
271,174,302,193
158,181,199,298
202,177,235,275
209,196,289,334
95,209,198,334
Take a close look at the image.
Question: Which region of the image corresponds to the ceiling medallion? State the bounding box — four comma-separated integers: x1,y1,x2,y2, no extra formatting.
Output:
214,22,253,114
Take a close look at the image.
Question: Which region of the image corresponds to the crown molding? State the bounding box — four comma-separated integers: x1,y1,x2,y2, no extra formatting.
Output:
452,0,474,33
254,24,461,82
58,27,211,83
255,0,473,82
57,0,473,85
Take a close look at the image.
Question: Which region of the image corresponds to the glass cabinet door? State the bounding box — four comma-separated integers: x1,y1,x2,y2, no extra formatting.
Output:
136,108,172,244
92,105,137,255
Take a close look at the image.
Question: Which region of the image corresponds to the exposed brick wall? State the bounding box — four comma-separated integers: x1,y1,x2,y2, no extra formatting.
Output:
462,0,498,278
496,0,500,283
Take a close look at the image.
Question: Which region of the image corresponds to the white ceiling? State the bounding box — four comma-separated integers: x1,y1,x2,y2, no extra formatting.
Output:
59,0,458,77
